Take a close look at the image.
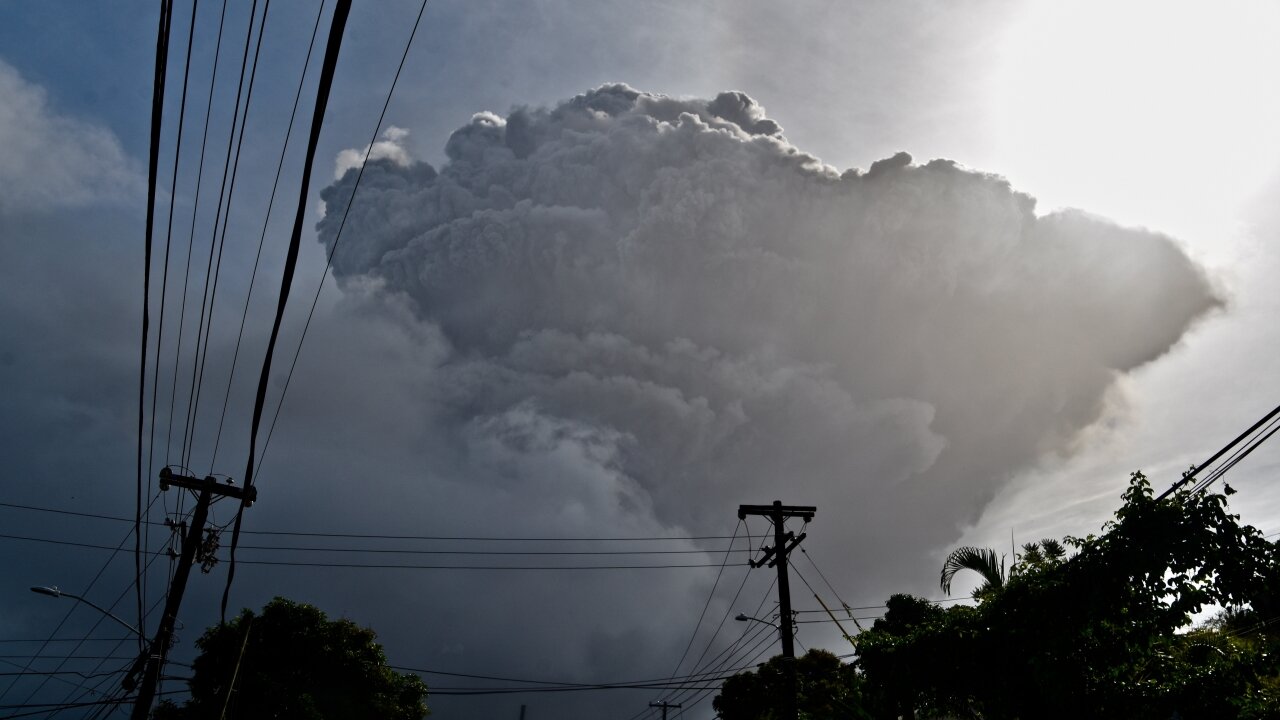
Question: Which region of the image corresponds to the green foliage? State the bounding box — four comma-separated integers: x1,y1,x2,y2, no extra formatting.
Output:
939,546,1005,598
713,649,870,720
854,472,1280,719
155,597,428,720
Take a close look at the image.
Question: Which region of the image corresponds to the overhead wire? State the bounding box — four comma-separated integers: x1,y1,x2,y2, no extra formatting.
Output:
1188,412,1280,496
143,0,199,658
194,0,277,473
220,0,357,622
0,500,744,542
0,690,184,719
669,619,780,719
250,0,429,480
652,576,779,720
179,0,265,473
1,524,765,564
165,0,228,468
137,0,174,662
45,591,171,720
389,658,780,691
798,545,856,620
654,518,743,709
1156,401,1280,501
658,528,758,708
0,492,160,705
18,531,170,712
207,0,327,471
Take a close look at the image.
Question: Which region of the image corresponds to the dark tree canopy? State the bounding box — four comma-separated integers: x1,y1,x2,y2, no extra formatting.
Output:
855,472,1280,719
712,472,1280,720
156,597,428,720
713,649,870,720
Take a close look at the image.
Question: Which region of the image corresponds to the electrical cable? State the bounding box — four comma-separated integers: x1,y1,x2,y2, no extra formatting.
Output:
660,546,756,705
144,0,199,658
0,492,160,705
0,691,183,717
180,0,265,474
389,659,779,690
0,501,744,542
798,546,856,619
1188,413,1280,497
220,0,355,622
137,0,174,664
166,0,227,469
18,535,169,710
630,577,776,720
668,621,781,719
1156,402,1280,501
251,0,429,480
207,0,326,471
658,519,742,696
45,585,171,720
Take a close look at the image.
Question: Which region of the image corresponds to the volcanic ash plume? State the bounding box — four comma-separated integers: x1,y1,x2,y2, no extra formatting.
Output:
317,84,1218,588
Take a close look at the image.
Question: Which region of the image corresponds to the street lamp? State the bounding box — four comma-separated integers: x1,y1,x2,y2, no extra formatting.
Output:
735,613,780,629
30,586,142,637
736,612,798,720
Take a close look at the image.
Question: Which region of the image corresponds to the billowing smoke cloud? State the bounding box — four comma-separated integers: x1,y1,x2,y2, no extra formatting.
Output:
310,84,1217,707
0,59,142,213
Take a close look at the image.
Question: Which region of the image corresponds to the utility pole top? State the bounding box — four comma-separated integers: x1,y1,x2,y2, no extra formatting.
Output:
158,466,257,506
737,500,814,720
738,501,815,521
650,700,682,720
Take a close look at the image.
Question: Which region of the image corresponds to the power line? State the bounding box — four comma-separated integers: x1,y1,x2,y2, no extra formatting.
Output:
0,531,749,571
252,0,429,479
659,536,758,709
389,659,778,690
639,577,777,720
18,528,170,712
144,0,200,656
207,0,327,472
0,493,160,705
180,0,266,475
237,559,748,571
45,583,174,719
668,621,781,719
166,0,227,469
137,0,175,666
0,641,135,646
0,501,741,542
1156,401,1280,501
0,530,754,558
660,519,743,698
220,0,356,623
1188,412,1280,496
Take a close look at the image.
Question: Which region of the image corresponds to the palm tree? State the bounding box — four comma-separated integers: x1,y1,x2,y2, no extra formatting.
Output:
939,546,1006,597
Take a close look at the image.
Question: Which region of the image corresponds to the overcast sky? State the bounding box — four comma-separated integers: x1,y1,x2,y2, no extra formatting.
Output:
3,2,1280,719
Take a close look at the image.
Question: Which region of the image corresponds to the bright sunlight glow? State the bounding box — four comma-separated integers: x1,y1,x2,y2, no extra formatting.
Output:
987,1,1280,261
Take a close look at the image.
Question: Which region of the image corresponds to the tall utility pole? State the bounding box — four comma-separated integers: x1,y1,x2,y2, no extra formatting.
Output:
125,469,255,720
738,501,815,720
650,700,682,720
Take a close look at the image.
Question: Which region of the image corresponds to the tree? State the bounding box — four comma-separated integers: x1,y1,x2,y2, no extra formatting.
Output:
938,546,1005,598
714,649,871,720
155,597,428,720
858,472,1280,719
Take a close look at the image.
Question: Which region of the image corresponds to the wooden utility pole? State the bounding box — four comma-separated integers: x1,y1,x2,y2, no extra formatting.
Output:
649,700,682,720
125,469,255,720
737,501,815,720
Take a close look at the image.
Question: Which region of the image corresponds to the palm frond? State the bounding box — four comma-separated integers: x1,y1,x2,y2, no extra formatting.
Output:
940,546,1006,596
1040,538,1066,560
